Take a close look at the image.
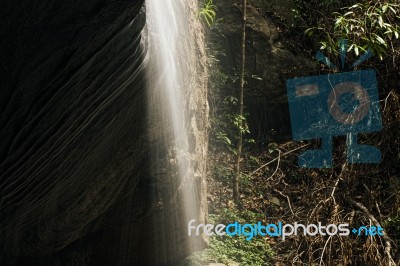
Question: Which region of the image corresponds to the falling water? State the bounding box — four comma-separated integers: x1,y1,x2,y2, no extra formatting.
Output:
145,0,189,157
142,0,207,262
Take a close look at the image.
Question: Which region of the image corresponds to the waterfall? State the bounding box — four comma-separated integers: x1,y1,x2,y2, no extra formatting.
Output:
145,0,190,175
142,0,208,262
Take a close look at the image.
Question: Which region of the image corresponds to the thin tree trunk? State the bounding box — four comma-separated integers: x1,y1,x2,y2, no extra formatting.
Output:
233,0,246,204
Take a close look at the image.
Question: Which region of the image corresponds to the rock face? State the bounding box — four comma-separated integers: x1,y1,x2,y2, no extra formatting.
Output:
214,0,316,140
0,0,208,265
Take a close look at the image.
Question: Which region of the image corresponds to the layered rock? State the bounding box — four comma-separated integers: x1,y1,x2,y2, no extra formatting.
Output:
0,0,208,265
214,0,315,140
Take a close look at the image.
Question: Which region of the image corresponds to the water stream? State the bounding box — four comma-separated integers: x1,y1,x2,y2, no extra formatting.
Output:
143,0,203,261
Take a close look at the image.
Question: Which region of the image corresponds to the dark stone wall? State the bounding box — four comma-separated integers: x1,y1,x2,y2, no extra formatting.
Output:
0,0,209,264
0,0,208,266
0,0,156,265
214,0,316,141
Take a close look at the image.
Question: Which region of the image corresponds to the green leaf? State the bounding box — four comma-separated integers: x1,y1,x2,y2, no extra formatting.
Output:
251,74,262,81
375,35,387,46
378,16,384,27
304,27,314,36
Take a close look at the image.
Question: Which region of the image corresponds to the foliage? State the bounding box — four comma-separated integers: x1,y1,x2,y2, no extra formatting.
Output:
292,0,353,22
290,0,400,92
207,49,253,154
383,215,400,246
213,95,251,154
199,0,217,26
204,0,400,265
384,216,400,231
294,0,400,65
193,209,274,266
305,1,400,60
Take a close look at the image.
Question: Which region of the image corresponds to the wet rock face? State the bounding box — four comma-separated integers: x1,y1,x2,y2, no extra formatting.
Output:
215,0,315,140
0,0,150,264
0,0,209,265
